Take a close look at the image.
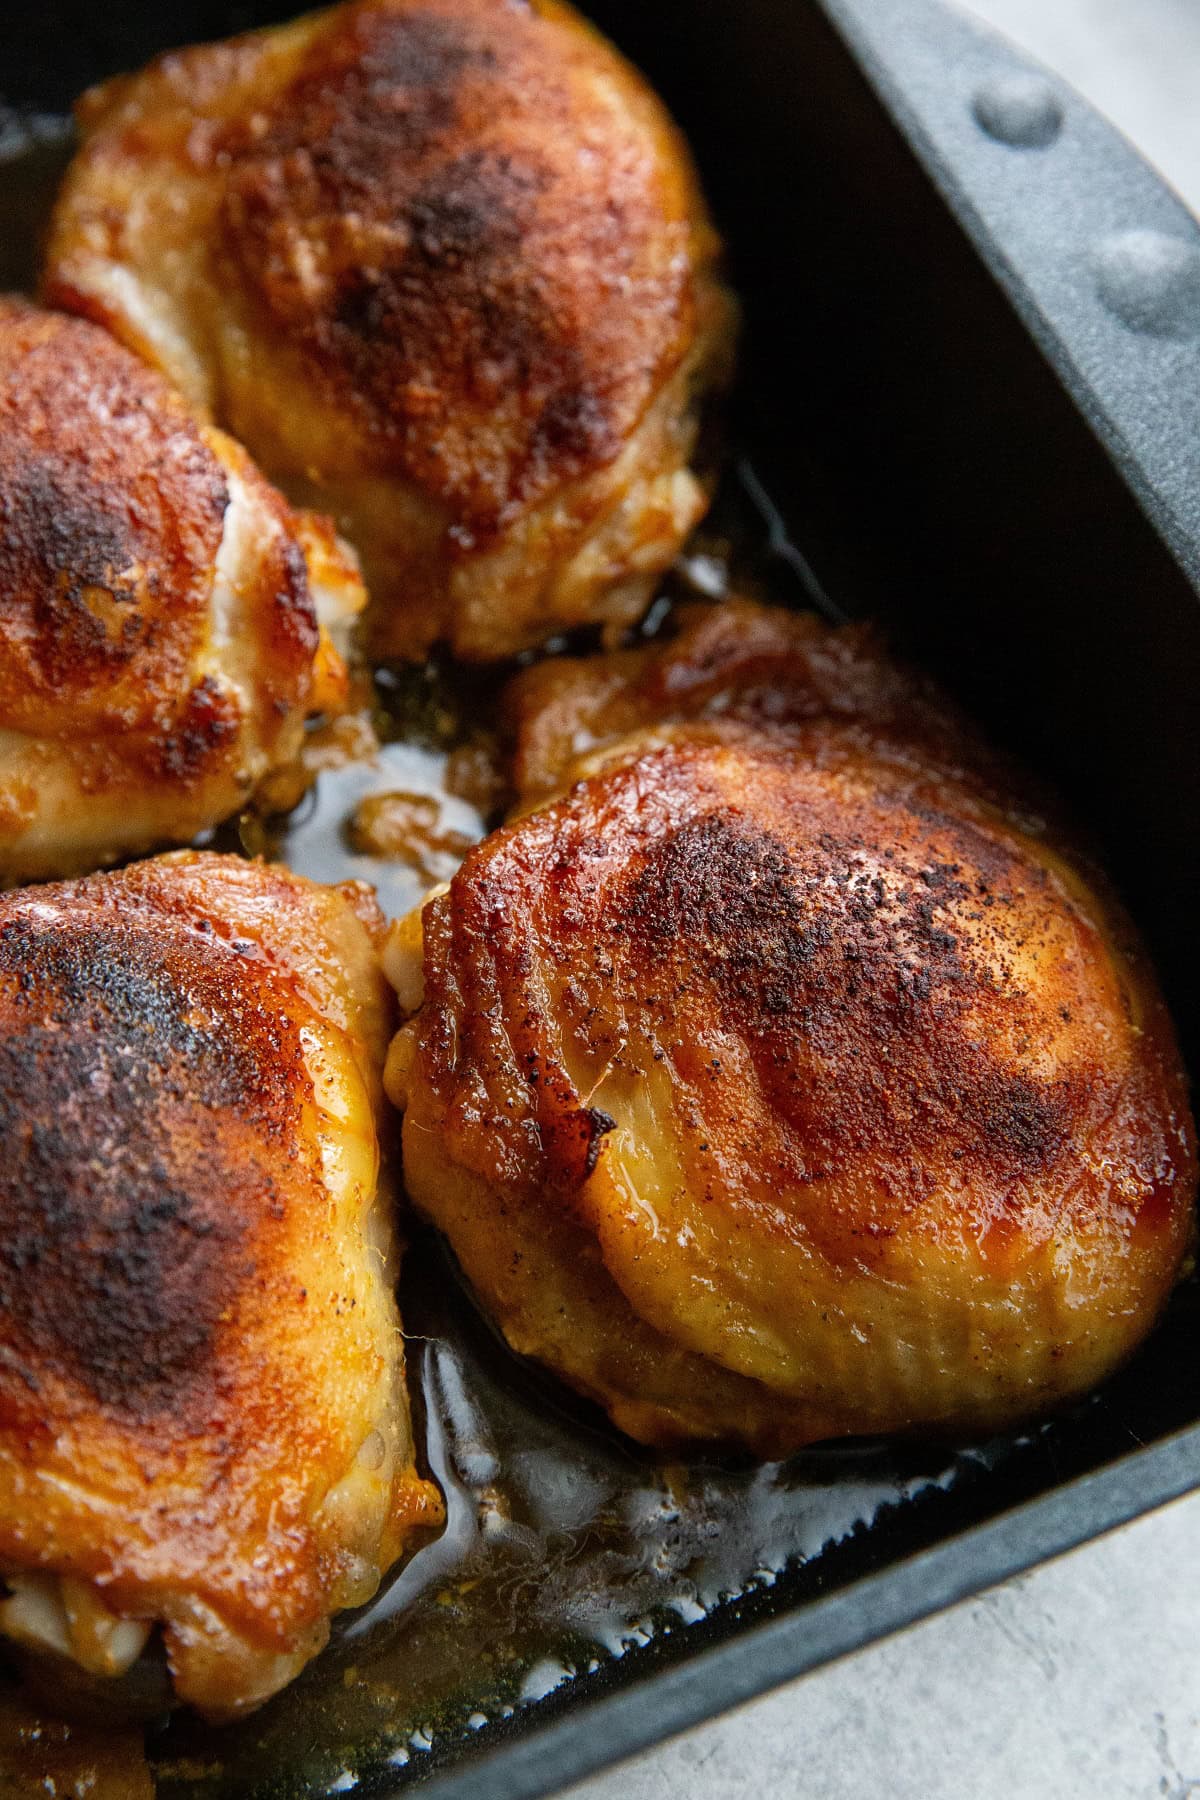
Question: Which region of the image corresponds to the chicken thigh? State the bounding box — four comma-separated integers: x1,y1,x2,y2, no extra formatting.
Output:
44,0,734,660
387,603,1196,1454
0,852,440,1717
0,299,363,883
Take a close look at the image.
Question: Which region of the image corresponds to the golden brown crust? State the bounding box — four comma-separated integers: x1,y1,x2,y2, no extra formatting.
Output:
0,854,439,1715
0,890,309,1423
395,604,1197,1452
0,301,359,882
44,0,735,658
0,298,231,736
504,597,1017,803
215,0,705,534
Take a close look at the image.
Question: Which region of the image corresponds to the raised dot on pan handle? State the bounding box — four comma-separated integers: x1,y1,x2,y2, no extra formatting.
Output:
971,73,1064,149
1092,229,1200,340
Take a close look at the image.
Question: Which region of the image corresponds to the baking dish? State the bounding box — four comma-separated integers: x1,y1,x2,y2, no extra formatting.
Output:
1,1,1198,1795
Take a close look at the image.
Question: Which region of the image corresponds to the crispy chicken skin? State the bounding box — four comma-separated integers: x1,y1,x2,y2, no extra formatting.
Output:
0,852,441,1718
0,299,364,884
43,0,735,661
387,603,1197,1454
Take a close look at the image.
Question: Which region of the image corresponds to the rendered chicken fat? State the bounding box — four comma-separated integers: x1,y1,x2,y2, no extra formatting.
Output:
0,298,363,882
388,604,1197,1454
0,852,441,1717
44,0,735,660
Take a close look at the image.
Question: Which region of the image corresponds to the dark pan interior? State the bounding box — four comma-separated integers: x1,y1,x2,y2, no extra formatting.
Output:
1,3,1199,1797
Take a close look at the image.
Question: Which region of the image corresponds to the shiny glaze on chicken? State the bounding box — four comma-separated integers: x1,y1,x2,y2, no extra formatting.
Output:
43,0,734,660
0,853,441,1717
388,603,1196,1453
0,300,363,883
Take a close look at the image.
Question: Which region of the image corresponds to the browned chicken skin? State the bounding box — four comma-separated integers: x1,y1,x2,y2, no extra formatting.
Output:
387,602,1197,1454
43,0,734,660
0,853,441,1718
0,300,364,883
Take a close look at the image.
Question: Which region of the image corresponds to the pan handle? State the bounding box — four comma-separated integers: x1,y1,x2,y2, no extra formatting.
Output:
823,0,1200,592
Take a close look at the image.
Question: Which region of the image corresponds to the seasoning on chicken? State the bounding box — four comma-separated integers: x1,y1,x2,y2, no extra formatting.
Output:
0,299,363,883
387,602,1196,1453
44,0,735,660
0,852,441,1717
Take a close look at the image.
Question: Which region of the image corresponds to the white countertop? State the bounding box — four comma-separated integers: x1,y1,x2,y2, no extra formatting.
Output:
566,4,1200,1795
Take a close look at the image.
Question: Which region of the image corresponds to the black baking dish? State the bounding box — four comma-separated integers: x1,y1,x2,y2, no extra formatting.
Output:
1,1,1199,1796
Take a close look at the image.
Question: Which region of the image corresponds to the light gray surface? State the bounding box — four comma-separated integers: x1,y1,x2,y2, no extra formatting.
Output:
567,1493,1200,1800
960,0,1200,214
566,5,1200,1797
